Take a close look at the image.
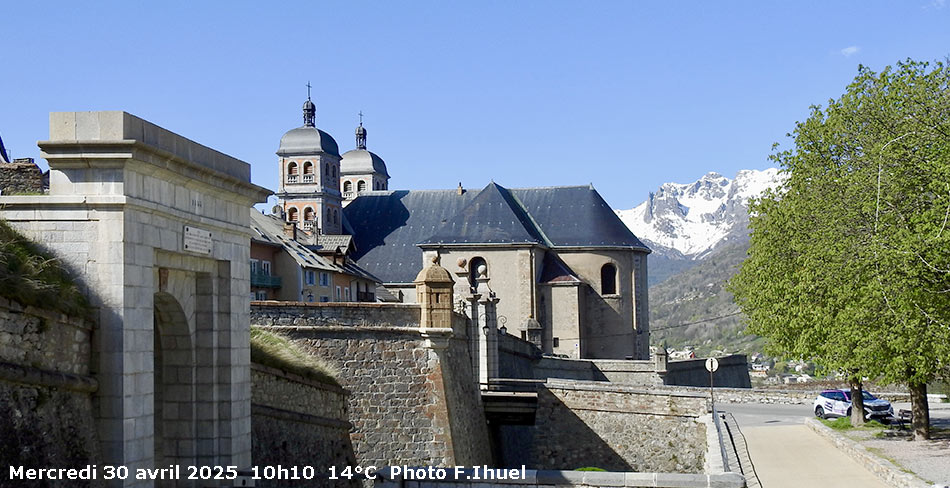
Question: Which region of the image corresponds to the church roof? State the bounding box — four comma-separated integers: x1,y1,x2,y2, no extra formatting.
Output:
341,149,389,177
419,182,547,246
278,126,340,158
343,183,650,283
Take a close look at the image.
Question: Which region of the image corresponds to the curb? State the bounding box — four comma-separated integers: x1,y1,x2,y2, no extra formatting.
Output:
805,418,932,488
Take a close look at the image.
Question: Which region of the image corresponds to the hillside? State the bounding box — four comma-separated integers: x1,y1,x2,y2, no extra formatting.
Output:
647,235,764,357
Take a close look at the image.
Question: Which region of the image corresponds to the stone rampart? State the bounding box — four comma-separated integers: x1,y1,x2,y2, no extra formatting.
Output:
0,158,45,195
523,380,709,473
251,363,357,488
251,301,423,328
251,304,492,468
664,355,752,388
0,296,100,471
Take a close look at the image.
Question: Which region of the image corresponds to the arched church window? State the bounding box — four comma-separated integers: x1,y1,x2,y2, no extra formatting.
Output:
326,207,332,224
288,162,298,175
304,207,315,222
332,165,337,178
344,181,352,193
324,163,329,176
303,161,313,174
333,208,338,224
468,257,487,290
287,207,298,222
601,263,617,295
358,180,367,192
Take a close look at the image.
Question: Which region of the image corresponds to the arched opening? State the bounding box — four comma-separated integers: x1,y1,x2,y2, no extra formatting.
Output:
601,263,617,295
304,207,315,222
302,161,313,174
333,208,338,224
357,180,367,192
331,165,337,178
324,163,329,176
153,292,196,468
343,181,352,193
287,207,298,222
468,256,487,290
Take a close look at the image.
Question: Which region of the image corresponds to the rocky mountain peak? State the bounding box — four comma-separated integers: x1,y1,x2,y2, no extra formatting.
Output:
617,168,784,258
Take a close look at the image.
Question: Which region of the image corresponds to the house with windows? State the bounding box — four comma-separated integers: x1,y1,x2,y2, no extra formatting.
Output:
269,96,651,360
249,209,378,302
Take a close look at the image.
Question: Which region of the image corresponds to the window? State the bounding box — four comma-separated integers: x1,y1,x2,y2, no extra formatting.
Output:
261,260,271,275
357,180,367,192
344,181,352,193
344,287,351,301
324,163,329,176
320,296,330,303
336,286,342,301
319,272,330,286
332,208,338,224
601,263,617,295
287,162,298,183
332,166,337,178
303,161,313,174
287,207,299,222
553,337,560,348
304,207,315,222
255,290,268,300
306,270,316,286
250,259,259,274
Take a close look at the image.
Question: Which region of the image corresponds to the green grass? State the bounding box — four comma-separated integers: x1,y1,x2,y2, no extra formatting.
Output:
0,220,89,316
821,417,888,431
250,327,339,386
575,467,606,472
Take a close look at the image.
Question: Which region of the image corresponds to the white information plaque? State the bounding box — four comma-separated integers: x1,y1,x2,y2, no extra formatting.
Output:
183,225,213,255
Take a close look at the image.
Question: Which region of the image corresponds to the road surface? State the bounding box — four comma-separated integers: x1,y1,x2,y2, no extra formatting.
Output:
719,403,891,488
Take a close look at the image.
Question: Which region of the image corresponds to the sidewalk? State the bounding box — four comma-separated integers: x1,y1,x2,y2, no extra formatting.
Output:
742,424,891,488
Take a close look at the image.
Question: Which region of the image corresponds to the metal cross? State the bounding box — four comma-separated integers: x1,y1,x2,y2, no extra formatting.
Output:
358,111,364,125
306,81,312,99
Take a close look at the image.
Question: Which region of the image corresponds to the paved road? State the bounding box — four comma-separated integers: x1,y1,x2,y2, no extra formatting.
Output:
719,403,890,488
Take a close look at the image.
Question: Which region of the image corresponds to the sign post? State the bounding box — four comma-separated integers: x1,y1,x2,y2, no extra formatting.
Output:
705,357,719,409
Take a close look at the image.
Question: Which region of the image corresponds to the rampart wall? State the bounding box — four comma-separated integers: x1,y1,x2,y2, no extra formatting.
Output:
251,302,492,468
0,297,100,472
251,363,356,487
527,380,710,473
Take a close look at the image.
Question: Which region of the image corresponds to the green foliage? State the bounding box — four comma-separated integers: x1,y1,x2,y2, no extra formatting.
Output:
822,417,887,431
730,59,950,437
574,467,606,472
0,220,89,317
250,327,340,386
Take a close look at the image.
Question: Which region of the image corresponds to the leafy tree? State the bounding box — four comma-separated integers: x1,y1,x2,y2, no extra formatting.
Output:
730,59,950,438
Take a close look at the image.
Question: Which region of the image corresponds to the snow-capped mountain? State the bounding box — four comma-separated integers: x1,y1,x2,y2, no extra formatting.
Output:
617,169,784,259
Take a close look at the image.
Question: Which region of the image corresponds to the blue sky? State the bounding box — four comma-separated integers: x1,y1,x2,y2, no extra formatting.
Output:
1,1,948,210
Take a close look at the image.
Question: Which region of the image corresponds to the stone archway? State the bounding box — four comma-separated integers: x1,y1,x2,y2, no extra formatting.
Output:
153,292,196,469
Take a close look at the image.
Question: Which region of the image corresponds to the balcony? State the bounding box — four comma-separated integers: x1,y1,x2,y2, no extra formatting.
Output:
250,270,282,288
343,190,355,200
302,221,314,231
287,175,298,184
357,291,376,302
302,174,314,183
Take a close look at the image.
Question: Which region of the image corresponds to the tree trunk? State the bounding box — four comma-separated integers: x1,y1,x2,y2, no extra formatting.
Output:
909,382,930,440
849,378,866,427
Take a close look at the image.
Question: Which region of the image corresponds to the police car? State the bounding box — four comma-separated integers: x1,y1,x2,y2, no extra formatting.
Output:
813,389,894,421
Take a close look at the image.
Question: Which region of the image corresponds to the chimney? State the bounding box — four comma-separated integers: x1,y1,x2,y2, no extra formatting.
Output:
283,222,297,241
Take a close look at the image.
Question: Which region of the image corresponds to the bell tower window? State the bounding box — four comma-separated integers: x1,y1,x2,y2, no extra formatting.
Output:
287,162,298,183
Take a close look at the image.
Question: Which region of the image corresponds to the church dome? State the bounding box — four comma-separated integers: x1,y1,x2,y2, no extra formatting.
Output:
278,127,340,157
341,148,389,177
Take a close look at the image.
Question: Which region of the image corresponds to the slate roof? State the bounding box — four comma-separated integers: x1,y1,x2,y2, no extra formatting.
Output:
343,183,650,284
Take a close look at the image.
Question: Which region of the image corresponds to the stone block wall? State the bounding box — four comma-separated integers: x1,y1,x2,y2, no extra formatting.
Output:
0,297,100,472
524,381,709,473
251,305,492,468
251,363,357,488
0,158,45,195
664,355,751,389
251,301,422,328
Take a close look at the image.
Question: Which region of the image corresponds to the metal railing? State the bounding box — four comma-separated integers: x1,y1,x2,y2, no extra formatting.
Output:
250,271,282,288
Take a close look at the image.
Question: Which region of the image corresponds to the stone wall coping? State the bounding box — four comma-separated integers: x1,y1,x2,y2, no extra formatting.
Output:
0,296,91,331
250,362,348,395
261,324,454,338
805,418,930,488
253,300,422,309
376,467,746,487
544,379,708,398
0,360,98,393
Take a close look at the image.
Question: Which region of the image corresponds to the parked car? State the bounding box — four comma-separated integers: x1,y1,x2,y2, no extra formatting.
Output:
813,389,894,421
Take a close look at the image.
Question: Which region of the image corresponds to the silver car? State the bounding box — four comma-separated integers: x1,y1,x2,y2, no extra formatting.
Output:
813,389,893,421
